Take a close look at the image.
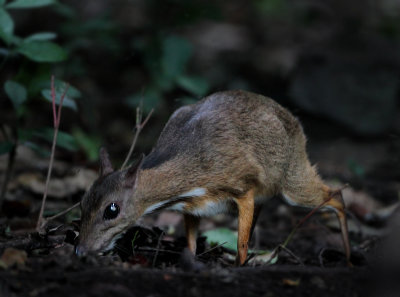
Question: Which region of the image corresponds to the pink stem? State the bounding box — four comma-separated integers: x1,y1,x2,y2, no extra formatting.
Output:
51,75,57,128
56,84,69,127
36,76,69,232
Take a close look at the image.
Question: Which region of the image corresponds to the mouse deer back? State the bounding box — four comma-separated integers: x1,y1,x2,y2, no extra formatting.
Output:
76,90,351,265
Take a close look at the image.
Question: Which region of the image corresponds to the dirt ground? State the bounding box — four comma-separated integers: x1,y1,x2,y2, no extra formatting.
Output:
0,134,399,297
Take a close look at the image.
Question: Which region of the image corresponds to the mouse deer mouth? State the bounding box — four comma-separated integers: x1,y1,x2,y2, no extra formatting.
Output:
97,231,127,255
76,232,124,257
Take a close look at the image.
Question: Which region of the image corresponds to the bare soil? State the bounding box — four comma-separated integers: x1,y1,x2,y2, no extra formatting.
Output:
1,136,399,297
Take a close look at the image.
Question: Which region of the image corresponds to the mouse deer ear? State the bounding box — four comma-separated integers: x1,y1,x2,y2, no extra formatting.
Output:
124,154,145,187
99,147,114,176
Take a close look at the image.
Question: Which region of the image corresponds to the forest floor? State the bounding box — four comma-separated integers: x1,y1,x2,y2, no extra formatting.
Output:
0,135,399,297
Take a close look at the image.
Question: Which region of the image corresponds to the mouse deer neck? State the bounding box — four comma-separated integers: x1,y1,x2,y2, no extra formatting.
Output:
133,164,192,215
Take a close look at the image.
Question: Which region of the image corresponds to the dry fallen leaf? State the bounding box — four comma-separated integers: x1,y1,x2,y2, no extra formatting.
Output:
247,250,277,265
282,278,301,286
0,248,28,269
12,168,97,198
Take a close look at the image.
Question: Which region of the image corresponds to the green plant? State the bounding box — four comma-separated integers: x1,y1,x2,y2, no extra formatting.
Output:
0,0,81,206
127,35,210,112
36,75,69,232
0,0,67,64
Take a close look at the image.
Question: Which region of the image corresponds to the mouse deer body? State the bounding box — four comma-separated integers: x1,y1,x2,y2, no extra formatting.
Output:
77,90,350,265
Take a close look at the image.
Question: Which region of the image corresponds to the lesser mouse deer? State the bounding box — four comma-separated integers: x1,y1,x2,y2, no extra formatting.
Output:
76,90,351,265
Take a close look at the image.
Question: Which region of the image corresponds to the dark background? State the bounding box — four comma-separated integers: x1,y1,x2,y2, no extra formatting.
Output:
1,0,399,165
1,1,400,296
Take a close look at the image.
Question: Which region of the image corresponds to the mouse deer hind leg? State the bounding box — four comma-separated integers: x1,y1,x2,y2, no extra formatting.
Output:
234,188,255,266
324,188,351,264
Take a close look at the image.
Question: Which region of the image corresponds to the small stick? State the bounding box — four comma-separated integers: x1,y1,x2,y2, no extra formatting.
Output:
271,185,350,263
0,126,17,206
282,197,332,248
152,231,164,267
36,76,69,232
121,108,154,169
42,202,80,223
278,244,304,265
196,241,228,257
136,247,181,255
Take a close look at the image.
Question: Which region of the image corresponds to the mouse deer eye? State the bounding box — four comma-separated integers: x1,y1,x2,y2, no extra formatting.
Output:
103,203,120,220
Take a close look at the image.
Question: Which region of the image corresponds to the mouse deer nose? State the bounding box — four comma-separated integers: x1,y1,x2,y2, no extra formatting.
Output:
75,245,88,257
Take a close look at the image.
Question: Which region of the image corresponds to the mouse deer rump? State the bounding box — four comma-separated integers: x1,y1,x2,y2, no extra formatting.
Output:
139,89,330,203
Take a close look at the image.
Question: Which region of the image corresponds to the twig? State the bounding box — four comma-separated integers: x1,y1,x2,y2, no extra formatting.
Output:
136,247,181,255
282,197,332,248
0,142,16,205
196,241,228,257
0,126,17,207
152,231,164,267
318,248,328,267
43,202,80,222
278,244,304,265
36,76,69,232
121,108,154,169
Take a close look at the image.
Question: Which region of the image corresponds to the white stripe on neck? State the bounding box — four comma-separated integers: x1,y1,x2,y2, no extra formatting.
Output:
143,188,206,215
178,188,206,198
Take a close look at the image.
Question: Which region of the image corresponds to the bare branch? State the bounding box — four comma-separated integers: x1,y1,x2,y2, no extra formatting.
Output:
121,108,154,169
36,76,69,233
51,75,57,127
281,197,331,248
40,202,80,227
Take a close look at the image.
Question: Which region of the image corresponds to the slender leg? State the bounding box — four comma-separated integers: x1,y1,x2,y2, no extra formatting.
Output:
234,189,255,266
184,214,200,255
325,191,351,263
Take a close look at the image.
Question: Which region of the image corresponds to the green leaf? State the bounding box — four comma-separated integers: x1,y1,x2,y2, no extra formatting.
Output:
9,35,22,45
0,141,14,155
23,141,50,157
0,8,14,43
17,41,67,62
41,89,78,111
6,0,55,9
4,80,27,111
28,78,81,98
176,75,210,97
25,32,56,42
53,80,81,98
72,128,101,161
0,0,6,6
34,128,79,151
161,36,192,79
203,228,238,252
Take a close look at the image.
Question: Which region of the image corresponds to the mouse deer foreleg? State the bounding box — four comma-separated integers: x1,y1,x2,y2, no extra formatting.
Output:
184,214,200,255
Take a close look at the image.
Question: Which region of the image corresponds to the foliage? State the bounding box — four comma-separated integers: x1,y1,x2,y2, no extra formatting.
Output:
127,35,210,113
0,1,89,161
0,1,87,206
72,128,101,162
203,227,238,252
0,1,66,61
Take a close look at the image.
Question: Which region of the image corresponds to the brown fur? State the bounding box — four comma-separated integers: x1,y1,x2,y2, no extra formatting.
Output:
77,90,350,264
